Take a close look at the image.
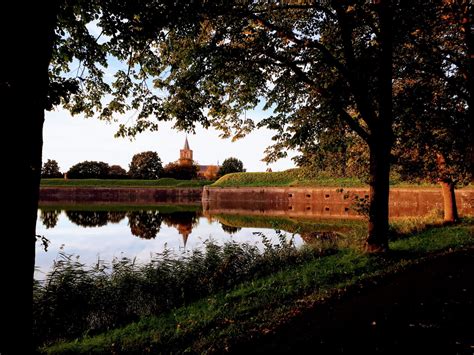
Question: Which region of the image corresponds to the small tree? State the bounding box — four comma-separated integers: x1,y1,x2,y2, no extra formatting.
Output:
218,158,245,177
204,165,219,180
67,161,110,179
163,162,199,180
41,159,62,178
129,151,163,180
108,165,128,179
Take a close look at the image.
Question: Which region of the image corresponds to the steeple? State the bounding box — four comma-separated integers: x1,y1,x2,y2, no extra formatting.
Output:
179,136,193,166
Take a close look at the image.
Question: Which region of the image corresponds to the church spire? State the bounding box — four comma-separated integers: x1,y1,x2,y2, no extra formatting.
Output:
179,136,193,166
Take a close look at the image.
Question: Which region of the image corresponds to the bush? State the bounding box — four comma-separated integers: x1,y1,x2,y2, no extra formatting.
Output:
67,161,110,179
41,159,62,178
129,151,163,179
163,162,199,180
218,157,245,177
108,165,128,179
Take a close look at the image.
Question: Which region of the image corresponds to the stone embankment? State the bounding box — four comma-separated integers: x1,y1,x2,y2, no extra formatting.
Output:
40,187,202,204
202,186,474,218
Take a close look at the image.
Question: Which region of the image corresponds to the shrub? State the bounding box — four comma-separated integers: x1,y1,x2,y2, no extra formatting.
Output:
108,165,128,179
67,161,110,179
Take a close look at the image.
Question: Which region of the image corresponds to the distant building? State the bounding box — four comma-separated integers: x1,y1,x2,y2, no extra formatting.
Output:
178,137,219,179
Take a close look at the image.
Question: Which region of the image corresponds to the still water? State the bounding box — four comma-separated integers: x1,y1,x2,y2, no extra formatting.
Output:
36,205,304,279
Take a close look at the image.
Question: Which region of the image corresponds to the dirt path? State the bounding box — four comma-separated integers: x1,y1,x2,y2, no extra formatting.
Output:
232,249,474,354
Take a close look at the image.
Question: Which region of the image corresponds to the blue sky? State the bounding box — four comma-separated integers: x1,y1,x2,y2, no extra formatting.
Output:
43,108,296,173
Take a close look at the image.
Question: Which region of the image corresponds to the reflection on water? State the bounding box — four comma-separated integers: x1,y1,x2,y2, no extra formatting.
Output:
35,205,308,279
128,210,163,239
40,210,60,229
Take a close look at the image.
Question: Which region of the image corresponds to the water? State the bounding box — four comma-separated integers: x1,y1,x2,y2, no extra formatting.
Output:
35,205,304,279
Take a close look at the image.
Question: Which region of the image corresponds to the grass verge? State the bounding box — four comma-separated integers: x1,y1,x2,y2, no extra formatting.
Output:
43,219,473,354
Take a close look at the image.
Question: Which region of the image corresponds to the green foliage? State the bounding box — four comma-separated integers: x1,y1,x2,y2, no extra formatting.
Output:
41,159,62,178
40,178,211,188
107,165,128,179
294,128,369,181
218,157,245,177
128,151,163,180
163,162,199,180
44,221,474,354
67,161,110,179
391,2,473,186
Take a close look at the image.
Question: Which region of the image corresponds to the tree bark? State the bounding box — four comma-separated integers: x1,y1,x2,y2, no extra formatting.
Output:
366,140,391,252
365,0,393,253
439,180,459,223
0,3,58,353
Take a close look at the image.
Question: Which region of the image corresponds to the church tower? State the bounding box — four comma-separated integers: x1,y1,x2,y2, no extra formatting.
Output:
179,137,193,166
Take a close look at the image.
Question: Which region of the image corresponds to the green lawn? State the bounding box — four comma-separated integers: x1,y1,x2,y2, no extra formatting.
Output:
41,178,212,188
43,219,474,354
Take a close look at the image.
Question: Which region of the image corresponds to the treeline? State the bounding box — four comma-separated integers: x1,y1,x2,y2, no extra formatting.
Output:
42,154,245,180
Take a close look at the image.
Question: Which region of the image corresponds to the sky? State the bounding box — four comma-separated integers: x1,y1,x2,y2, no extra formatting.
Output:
43,108,297,173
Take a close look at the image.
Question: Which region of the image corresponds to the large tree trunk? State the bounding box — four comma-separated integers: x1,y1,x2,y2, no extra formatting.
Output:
366,140,391,252
0,3,58,353
365,0,393,252
439,180,459,223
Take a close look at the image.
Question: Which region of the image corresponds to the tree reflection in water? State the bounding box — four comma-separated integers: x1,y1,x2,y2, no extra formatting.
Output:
107,212,127,224
66,211,110,227
128,210,163,239
40,210,61,229
162,211,200,247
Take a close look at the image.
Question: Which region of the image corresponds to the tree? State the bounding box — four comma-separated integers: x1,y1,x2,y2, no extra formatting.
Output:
108,165,128,179
204,165,219,180
41,159,62,178
128,151,163,179
2,2,208,350
67,161,110,179
153,1,400,252
392,1,473,222
163,162,199,180
217,157,245,177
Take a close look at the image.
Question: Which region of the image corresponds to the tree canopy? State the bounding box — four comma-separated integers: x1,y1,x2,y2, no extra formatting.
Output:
218,157,245,177
129,151,163,179
41,159,63,178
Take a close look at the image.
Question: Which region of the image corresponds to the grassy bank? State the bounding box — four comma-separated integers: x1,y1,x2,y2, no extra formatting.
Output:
212,170,366,187
211,170,474,188
42,218,473,354
41,178,211,188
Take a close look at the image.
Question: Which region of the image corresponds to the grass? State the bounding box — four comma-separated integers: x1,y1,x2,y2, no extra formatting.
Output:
212,170,366,188
211,169,474,189
42,217,473,354
41,178,211,188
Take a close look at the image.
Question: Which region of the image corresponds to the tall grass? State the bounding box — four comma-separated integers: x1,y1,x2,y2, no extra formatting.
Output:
33,235,332,347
